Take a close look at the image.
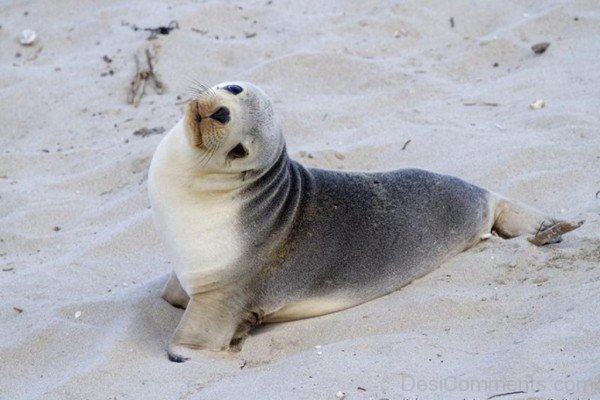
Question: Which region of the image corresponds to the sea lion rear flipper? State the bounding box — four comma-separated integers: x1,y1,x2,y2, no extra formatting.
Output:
528,219,585,246
490,193,584,245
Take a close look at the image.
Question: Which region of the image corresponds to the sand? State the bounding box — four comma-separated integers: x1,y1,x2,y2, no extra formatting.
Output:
1,0,599,399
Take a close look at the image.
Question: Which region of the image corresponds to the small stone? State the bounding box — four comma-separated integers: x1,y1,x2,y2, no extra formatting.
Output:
531,42,550,54
74,311,82,319
530,99,545,110
19,29,37,46
334,152,345,160
393,29,408,38
335,391,346,399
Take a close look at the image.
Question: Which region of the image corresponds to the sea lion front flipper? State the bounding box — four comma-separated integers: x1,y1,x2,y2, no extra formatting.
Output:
167,291,241,362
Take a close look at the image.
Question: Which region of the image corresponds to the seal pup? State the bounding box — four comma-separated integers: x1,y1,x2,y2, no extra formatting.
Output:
148,82,583,362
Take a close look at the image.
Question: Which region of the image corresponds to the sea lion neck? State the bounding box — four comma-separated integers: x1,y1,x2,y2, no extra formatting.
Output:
240,147,314,247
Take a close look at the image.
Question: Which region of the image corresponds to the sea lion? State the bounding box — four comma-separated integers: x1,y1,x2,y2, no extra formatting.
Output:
148,81,582,362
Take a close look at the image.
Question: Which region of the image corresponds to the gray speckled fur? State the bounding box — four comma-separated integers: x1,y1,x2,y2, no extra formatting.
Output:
239,149,490,316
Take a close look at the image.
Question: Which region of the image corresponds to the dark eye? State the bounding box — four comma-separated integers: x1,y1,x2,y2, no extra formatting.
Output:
227,143,248,159
224,84,243,95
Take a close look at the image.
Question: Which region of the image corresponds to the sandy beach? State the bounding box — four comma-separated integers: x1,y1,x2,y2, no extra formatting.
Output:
1,0,599,399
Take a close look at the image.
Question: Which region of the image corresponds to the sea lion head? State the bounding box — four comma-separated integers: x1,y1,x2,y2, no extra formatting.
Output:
183,81,284,175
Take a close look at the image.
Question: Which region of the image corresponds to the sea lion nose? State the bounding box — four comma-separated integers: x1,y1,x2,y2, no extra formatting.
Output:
209,106,230,124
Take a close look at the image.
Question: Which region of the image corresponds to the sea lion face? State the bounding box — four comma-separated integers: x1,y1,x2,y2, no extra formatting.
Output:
183,81,283,175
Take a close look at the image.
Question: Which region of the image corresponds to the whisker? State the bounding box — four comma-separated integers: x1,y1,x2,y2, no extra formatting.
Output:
194,142,218,168
186,151,208,173
186,87,206,98
195,147,213,167
186,78,216,100
201,143,220,168
185,76,207,89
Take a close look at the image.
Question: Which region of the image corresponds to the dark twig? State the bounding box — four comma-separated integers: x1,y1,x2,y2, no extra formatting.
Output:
133,127,165,138
128,46,165,107
463,101,499,107
534,220,547,236
145,20,179,40
487,391,526,399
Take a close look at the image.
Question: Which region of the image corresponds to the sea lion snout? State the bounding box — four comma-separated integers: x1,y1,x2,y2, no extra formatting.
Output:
185,97,233,150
